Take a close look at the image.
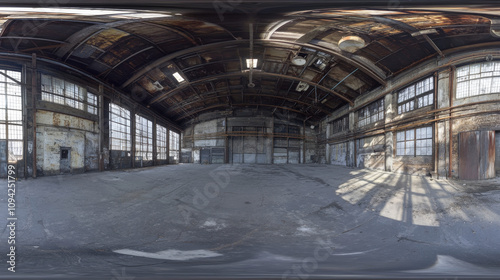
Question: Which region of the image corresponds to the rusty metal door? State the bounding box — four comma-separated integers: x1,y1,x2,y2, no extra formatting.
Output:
459,131,495,180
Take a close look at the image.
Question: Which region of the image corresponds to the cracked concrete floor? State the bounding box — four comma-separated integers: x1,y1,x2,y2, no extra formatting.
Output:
1,164,500,279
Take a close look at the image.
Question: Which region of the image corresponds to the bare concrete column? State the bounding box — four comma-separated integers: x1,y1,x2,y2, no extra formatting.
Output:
325,121,331,164
384,92,394,172
437,70,451,179
348,106,356,167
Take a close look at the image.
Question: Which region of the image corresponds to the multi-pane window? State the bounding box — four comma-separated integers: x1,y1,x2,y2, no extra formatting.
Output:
87,93,98,115
396,126,432,156
456,61,500,98
41,74,98,114
169,131,180,161
156,124,167,160
358,98,384,127
109,103,131,151
331,115,349,135
135,115,153,161
397,76,434,114
0,69,23,162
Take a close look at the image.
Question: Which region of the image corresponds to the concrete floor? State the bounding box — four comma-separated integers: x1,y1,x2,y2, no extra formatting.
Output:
1,164,500,279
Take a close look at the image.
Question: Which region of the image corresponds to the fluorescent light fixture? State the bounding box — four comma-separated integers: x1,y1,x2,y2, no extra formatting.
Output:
246,59,258,69
173,72,185,83
411,29,438,37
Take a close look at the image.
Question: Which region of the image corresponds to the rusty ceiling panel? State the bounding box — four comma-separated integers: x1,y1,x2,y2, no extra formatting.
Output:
85,28,129,50
390,14,491,29
116,22,187,44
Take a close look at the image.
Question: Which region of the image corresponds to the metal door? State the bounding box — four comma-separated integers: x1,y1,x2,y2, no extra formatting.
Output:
60,147,72,174
200,148,211,164
459,131,495,180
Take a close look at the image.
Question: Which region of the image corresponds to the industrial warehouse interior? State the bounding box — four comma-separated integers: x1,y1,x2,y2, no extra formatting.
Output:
0,0,500,279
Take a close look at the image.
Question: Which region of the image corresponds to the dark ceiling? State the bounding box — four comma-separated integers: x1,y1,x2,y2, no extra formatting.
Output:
0,1,499,125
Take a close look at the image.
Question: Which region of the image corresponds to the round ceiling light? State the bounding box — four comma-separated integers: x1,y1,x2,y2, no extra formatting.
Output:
338,36,366,53
292,55,307,66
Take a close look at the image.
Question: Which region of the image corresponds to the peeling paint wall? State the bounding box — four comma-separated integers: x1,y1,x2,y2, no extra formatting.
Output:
357,135,385,171
36,110,99,176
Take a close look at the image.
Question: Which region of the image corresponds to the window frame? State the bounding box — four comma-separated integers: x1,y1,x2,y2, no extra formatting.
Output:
135,114,153,161
41,73,98,115
109,103,131,151
396,126,433,157
330,115,349,135
358,98,384,128
397,76,434,115
169,130,180,161
156,124,168,160
456,61,500,99
0,69,23,162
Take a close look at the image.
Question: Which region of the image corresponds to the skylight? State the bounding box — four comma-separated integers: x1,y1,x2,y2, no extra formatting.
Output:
246,59,258,69
173,72,185,83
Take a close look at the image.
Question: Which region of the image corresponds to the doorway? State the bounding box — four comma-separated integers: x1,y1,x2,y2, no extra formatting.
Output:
60,147,72,174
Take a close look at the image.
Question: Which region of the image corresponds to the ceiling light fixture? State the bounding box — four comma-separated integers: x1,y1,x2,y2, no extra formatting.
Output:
172,72,185,83
152,81,164,91
246,58,258,69
338,36,366,53
291,54,307,66
296,81,310,92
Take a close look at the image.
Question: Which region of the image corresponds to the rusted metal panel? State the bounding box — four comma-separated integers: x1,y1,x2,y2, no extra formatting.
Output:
459,131,495,180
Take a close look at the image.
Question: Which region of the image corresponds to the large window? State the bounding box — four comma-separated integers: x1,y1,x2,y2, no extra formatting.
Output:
156,124,167,160
397,76,434,114
456,61,500,98
330,115,349,135
135,115,153,161
41,74,97,114
396,126,432,156
109,103,131,151
169,131,180,161
358,98,384,127
0,69,23,162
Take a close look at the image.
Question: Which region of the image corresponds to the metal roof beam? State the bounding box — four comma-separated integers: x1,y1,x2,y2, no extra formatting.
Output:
148,70,354,106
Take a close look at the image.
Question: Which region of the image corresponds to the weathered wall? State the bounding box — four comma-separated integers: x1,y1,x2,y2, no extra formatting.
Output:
320,51,500,178
36,110,99,175
182,112,315,164
357,135,385,171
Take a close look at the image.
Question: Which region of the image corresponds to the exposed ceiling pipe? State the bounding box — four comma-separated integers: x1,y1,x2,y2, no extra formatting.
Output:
248,22,255,88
